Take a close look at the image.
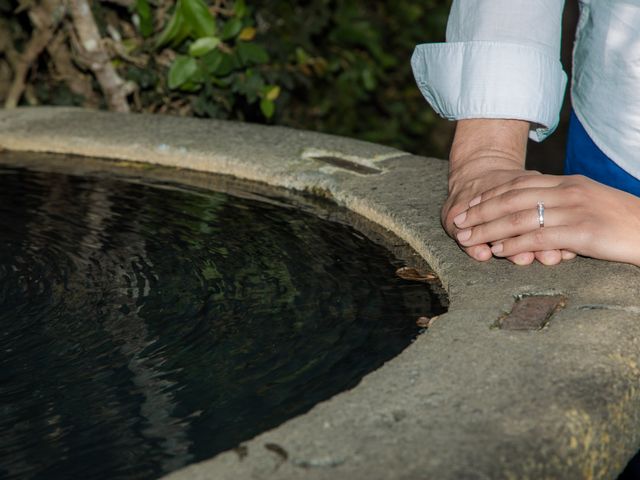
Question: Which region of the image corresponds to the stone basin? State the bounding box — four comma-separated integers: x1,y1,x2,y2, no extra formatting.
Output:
1,107,640,480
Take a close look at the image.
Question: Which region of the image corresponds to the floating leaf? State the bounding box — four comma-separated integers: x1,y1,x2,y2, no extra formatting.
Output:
168,55,199,89
181,0,216,38
189,36,221,57
395,266,438,283
260,98,275,118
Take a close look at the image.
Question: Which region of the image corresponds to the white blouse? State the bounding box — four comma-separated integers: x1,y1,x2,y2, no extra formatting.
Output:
411,0,640,179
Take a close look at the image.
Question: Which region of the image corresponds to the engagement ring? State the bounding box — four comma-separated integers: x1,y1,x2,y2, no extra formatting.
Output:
537,201,545,228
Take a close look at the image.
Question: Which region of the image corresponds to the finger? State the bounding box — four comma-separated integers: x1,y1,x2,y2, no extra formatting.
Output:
456,187,566,229
534,250,563,265
561,250,577,260
490,226,582,257
507,252,536,265
445,206,494,262
463,244,493,261
456,207,570,247
468,174,564,207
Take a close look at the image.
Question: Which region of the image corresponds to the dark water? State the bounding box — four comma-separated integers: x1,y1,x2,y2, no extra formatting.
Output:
0,163,446,480
620,451,640,479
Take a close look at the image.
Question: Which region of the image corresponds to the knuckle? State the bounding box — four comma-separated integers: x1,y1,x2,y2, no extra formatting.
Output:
510,210,526,227
512,175,530,188
533,229,546,246
569,174,587,182
563,183,585,202
442,204,456,224
503,190,520,209
575,224,594,247
472,204,488,222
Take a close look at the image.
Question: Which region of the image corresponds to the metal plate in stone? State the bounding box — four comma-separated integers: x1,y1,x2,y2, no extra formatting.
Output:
499,295,567,331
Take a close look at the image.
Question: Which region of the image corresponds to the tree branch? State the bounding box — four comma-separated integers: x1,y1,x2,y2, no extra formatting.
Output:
4,0,63,109
47,26,100,107
68,0,133,112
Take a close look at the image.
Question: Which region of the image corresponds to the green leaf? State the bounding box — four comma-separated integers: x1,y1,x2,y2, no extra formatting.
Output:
264,85,280,101
189,36,220,57
155,5,187,48
361,68,376,91
234,0,247,18
177,80,202,92
135,0,153,38
221,17,243,40
200,49,224,74
212,52,238,76
236,42,269,65
168,55,199,89
295,47,309,64
260,98,275,119
192,95,222,117
181,0,216,38
235,70,264,102
238,27,256,41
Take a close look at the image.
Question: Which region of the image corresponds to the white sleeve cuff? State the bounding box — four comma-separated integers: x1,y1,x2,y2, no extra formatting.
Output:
411,41,568,142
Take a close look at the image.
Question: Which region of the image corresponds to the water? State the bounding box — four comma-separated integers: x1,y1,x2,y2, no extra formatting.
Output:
0,156,446,479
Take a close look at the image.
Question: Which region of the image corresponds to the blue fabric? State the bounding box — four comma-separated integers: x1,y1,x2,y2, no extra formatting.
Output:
565,110,640,197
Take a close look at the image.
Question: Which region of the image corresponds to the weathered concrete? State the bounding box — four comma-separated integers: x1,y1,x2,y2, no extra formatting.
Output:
1,107,640,480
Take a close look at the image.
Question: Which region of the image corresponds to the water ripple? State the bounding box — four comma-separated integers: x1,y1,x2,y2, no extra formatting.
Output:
0,165,445,480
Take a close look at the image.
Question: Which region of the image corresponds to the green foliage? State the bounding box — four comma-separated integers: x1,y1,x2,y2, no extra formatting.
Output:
260,0,454,156
3,0,453,157
133,0,153,37
152,0,452,155
153,0,278,120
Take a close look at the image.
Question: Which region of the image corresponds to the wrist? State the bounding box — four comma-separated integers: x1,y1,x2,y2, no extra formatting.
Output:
449,118,529,174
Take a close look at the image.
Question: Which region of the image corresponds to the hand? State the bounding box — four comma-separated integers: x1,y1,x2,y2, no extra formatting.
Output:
444,118,568,265
452,174,640,267
444,166,549,264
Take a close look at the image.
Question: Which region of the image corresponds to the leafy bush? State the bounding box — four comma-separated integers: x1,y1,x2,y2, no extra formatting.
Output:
0,0,452,157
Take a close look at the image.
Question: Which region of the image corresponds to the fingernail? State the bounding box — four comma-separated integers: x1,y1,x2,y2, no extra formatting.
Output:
513,253,531,265
491,243,503,254
456,229,471,242
453,211,467,226
469,195,481,207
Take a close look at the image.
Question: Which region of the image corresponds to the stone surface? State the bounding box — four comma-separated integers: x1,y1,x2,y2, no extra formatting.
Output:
2,107,640,479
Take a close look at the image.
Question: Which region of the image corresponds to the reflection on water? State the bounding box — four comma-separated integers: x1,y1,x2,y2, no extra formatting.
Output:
0,163,446,479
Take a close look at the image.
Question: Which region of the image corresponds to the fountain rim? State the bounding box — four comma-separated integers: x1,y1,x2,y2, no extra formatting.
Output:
1,107,639,480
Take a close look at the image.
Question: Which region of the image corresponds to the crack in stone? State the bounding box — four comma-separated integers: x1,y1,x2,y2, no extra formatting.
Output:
577,304,640,314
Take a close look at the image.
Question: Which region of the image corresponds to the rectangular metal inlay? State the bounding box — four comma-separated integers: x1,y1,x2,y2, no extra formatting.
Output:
310,156,382,175
498,295,567,331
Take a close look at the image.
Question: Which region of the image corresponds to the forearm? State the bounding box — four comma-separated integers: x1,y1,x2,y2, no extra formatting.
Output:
449,118,530,190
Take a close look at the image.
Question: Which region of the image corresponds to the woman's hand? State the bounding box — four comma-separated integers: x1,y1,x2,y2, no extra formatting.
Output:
452,174,640,267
